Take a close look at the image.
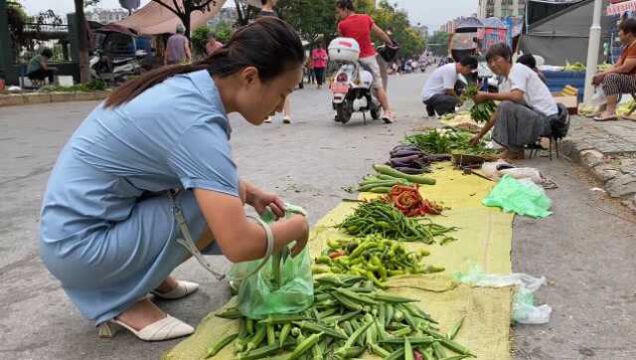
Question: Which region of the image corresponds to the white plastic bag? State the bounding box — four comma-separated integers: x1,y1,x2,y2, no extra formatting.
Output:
455,266,552,324
500,167,543,184
589,87,607,107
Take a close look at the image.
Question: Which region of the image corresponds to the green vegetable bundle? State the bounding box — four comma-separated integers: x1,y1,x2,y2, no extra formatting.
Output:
337,200,456,244
460,83,497,123
405,128,498,157
210,275,474,360
313,235,445,282
469,101,497,123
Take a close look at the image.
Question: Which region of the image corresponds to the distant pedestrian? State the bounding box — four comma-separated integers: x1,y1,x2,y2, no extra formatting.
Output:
306,56,315,84
312,43,328,89
517,54,546,84
27,48,56,85
205,32,223,56
164,24,191,65
260,0,293,124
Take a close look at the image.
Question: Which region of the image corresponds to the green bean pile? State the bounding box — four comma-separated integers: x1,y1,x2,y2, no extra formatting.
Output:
337,201,456,244
209,275,474,359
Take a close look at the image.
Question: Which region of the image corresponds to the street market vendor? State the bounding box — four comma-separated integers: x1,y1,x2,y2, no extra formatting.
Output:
469,43,558,160
421,55,478,116
592,18,636,122
38,18,309,342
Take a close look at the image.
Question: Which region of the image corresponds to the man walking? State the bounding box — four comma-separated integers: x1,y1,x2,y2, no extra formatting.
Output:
421,56,478,116
164,24,191,65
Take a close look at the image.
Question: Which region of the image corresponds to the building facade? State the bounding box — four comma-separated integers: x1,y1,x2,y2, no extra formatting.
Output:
85,8,129,24
415,25,429,39
478,0,527,18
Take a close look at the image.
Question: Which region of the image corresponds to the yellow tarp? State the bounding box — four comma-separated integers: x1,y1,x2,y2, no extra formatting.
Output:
164,164,514,360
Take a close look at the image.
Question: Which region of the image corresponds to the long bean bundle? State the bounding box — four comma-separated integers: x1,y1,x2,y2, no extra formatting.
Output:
337,201,456,244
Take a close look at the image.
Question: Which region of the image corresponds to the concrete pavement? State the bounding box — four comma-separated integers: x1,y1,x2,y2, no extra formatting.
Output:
1,73,634,359
562,117,636,213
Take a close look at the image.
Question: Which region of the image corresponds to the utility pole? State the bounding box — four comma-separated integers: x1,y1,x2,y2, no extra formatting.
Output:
584,0,603,103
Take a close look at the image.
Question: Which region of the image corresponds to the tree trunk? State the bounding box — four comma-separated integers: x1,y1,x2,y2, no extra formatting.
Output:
74,0,90,83
182,15,191,40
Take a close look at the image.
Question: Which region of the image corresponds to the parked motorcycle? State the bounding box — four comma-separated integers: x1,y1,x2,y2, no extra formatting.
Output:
328,37,381,124
90,49,145,84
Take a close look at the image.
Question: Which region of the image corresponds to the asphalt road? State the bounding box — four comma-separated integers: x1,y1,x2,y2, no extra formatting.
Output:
1,72,634,359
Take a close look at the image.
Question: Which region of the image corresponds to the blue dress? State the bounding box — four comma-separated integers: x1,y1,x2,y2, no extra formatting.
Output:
39,70,239,324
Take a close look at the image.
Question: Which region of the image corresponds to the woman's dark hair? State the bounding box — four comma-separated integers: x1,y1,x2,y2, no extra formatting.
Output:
105,17,304,108
517,54,537,69
41,48,53,58
619,18,636,36
336,0,355,11
485,43,513,63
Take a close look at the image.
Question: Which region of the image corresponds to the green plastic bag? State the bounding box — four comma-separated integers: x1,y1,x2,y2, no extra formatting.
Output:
227,204,314,319
482,175,552,218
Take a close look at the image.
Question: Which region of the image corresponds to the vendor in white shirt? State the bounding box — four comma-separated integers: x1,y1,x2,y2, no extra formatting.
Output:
421,56,478,116
470,43,558,160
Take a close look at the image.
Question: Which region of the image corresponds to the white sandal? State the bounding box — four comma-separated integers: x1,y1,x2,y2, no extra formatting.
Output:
98,315,194,341
151,280,199,300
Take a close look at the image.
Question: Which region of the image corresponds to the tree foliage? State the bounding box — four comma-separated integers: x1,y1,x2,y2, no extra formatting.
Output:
428,31,450,57
191,26,211,57
213,21,233,43
371,0,425,59
277,0,337,45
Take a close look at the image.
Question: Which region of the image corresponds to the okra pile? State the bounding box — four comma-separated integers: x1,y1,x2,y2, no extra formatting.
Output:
337,200,456,244
313,235,445,284
209,275,474,360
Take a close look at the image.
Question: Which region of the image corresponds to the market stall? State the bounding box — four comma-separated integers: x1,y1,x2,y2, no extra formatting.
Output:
161,112,555,359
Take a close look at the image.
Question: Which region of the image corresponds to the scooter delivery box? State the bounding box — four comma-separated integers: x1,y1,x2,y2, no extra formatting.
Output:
328,37,360,62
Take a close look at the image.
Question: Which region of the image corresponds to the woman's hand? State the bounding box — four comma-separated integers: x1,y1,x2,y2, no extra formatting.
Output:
592,73,605,86
242,181,285,218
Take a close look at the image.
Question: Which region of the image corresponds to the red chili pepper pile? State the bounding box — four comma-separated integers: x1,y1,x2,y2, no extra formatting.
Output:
384,184,444,217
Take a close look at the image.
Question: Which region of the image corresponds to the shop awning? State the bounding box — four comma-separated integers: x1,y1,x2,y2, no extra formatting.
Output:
115,0,227,35
607,0,636,15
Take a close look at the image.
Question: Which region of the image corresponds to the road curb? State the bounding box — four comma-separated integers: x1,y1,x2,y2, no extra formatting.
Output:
0,91,109,107
561,137,636,213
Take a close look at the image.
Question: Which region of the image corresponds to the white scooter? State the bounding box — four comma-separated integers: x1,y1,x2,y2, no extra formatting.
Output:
328,38,381,124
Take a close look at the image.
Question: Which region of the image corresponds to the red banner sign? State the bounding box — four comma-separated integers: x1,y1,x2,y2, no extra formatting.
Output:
607,0,636,15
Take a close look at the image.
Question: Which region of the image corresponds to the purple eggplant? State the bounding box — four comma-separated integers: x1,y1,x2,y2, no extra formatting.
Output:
390,154,422,163
390,150,423,158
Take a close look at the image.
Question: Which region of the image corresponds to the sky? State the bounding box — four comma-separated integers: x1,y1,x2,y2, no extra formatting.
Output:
21,0,480,32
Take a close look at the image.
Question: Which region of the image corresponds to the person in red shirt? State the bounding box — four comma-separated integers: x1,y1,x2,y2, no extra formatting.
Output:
336,0,395,123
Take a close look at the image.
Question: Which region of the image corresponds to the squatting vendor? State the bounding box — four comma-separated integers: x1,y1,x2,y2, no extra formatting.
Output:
469,43,558,160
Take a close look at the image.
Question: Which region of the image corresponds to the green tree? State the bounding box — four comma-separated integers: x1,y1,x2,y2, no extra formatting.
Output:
277,0,338,44
428,31,450,57
191,26,211,57
370,1,425,59
213,21,233,43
